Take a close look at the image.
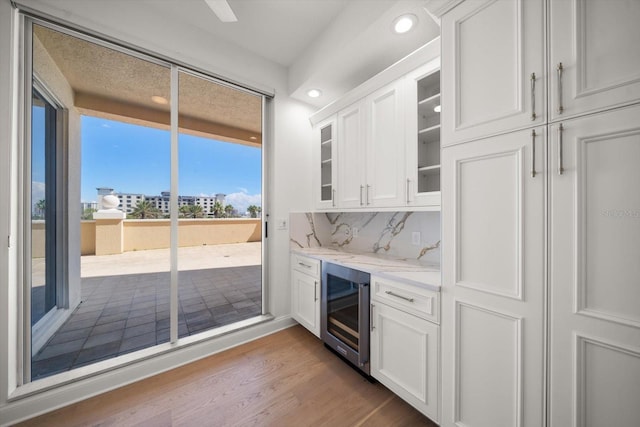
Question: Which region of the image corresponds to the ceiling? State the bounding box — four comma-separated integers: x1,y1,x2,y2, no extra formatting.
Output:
24,0,440,110
35,24,263,146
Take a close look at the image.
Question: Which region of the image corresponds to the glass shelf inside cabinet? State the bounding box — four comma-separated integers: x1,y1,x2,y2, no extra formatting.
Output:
416,70,440,195
320,124,333,202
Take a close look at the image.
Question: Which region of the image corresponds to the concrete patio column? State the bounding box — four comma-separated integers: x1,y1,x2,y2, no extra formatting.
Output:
93,194,126,255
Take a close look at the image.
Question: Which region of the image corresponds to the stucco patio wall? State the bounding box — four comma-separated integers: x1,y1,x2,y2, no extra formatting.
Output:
71,218,261,255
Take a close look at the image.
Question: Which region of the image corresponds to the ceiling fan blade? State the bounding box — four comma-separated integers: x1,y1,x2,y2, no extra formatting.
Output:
204,0,238,23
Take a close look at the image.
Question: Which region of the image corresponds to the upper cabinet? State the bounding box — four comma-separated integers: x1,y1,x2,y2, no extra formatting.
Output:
336,101,367,208
311,40,441,211
405,62,441,206
313,116,337,209
365,80,406,208
549,0,640,121
336,81,406,208
441,0,545,146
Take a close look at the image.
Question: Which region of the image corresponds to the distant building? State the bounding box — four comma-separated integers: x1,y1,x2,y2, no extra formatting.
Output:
81,201,98,213
117,193,144,214
105,189,225,216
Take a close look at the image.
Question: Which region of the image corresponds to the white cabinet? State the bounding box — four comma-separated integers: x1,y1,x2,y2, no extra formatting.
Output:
441,0,545,145
313,116,337,209
548,105,640,427
438,1,640,426
365,80,406,207
405,61,441,207
440,127,545,427
313,56,442,210
336,100,366,208
549,0,640,121
291,254,321,337
337,81,405,208
370,276,440,423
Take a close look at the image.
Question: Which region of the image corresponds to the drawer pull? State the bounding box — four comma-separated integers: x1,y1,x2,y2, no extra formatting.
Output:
298,262,312,269
385,290,414,303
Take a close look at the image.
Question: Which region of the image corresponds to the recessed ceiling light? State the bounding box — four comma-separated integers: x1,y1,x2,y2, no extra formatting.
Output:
151,95,168,105
393,14,417,34
434,105,441,113
307,89,322,98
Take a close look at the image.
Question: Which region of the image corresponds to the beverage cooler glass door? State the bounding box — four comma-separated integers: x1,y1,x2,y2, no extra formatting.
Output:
321,262,370,374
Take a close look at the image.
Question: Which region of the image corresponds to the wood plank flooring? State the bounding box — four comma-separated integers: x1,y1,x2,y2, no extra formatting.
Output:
18,325,437,426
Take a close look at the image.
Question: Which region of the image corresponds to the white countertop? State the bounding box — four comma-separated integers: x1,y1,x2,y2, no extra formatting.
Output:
291,247,441,292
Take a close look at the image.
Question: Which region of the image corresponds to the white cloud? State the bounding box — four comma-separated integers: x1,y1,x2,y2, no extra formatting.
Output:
32,181,45,203
225,191,261,215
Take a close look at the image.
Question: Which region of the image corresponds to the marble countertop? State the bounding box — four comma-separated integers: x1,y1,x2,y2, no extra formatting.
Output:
291,247,441,292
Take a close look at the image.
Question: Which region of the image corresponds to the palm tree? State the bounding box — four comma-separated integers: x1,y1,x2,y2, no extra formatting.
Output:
247,205,261,218
224,204,234,218
211,201,224,218
35,199,46,218
180,204,203,218
131,200,160,219
81,208,97,220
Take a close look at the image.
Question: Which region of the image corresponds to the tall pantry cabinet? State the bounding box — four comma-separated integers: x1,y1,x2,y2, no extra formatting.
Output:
437,0,640,426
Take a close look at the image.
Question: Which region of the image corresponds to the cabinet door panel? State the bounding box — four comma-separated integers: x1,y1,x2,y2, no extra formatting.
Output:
371,302,439,422
442,0,545,145
313,116,337,209
337,102,366,208
405,60,442,207
291,269,320,337
366,81,405,207
550,0,640,121
549,105,640,426
441,127,545,427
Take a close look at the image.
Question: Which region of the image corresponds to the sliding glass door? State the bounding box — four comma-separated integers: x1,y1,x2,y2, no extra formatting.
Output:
23,17,266,383
30,87,60,326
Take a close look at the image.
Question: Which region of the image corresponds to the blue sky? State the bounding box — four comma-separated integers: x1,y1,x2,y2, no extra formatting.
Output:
81,116,262,211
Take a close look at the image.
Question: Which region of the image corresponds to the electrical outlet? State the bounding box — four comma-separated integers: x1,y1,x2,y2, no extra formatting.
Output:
352,227,359,238
412,231,421,246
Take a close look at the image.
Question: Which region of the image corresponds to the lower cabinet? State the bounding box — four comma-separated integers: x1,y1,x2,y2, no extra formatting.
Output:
370,277,440,423
291,254,321,337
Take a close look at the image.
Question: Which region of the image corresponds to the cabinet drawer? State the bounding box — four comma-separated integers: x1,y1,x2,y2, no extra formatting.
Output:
291,254,320,277
372,276,439,324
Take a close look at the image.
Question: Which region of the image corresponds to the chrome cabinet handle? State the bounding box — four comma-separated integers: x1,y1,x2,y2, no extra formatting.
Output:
332,189,335,207
558,123,564,175
314,280,318,302
530,72,537,120
370,303,375,331
385,290,414,302
557,63,564,114
531,129,537,178
406,178,411,204
366,185,371,205
359,185,364,206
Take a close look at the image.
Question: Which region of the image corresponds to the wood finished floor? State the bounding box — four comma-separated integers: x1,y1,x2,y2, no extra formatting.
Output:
18,325,437,427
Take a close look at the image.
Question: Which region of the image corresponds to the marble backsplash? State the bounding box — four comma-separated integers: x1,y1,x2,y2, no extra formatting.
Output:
289,211,441,266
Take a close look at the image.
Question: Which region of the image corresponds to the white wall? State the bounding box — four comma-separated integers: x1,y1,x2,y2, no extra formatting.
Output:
0,0,315,423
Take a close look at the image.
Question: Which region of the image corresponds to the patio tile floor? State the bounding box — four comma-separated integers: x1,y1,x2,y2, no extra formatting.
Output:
32,265,262,380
